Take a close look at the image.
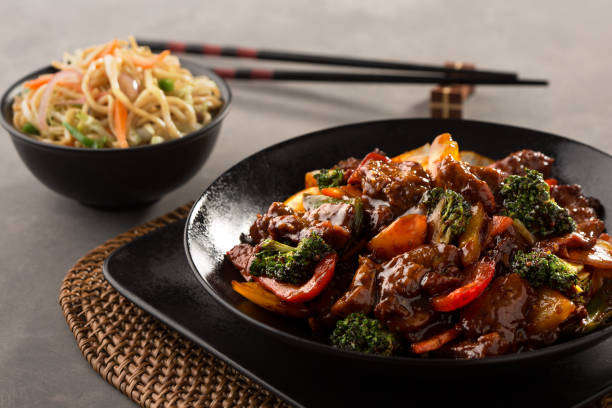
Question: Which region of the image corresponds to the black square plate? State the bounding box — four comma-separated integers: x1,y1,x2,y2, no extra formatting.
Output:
104,219,612,408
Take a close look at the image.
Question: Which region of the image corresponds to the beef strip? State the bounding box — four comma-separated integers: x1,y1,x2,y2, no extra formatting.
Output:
331,149,386,180
301,202,356,249
374,253,435,333
460,273,533,350
403,244,464,296
372,244,464,334
443,332,507,359
577,219,606,242
358,160,431,216
249,202,296,243
226,243,254,271
301,222,352,251
267,214,309,242
303,202,355,230
361,196,395,237
266,216,351,251
489,149,554,178
331,256,378,317
485,226,531,270
468,165,507,193
331,156,361,181
332,157,361,171
434,156,497,213
249,202,354,251
226,243,255,281
550,184,602,224
535,184,606,252
535,231,596,254
401,243,462,267
420,266,464,297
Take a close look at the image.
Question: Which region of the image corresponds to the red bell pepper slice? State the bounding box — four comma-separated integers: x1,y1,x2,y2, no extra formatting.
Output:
544,178,558,187
411,326,461,354
347,152,390,184
489,216,513,238
255,253,337,303
431,258,495,312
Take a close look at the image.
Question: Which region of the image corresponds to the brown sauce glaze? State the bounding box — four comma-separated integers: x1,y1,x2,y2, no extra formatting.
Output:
358,160,431,216
303,202,355,231
249,202,296,243
434,156,497,213
361,196,395,237
374,254,435,333
460,274,533,348
331,256,378,317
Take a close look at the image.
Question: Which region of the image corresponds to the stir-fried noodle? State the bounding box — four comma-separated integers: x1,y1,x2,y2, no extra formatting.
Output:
12,37,223,148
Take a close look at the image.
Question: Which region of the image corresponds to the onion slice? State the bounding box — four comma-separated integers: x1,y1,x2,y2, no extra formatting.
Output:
37,70,82,132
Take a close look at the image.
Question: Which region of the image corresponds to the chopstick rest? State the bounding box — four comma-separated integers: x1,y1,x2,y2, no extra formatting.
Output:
445,61,476,95
430,61,476,119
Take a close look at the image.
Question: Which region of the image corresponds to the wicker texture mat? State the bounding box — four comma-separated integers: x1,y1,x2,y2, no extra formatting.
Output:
59,204,289,408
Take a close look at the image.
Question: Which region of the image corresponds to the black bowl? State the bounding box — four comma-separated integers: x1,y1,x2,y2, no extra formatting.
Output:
0,60,231,207
184,118,612,367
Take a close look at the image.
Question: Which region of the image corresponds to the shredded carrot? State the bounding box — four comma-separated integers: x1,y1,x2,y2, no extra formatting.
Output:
131,49,170,69
24,74,55,90
94,39,121,60
24,72,84,92
113,100,129,148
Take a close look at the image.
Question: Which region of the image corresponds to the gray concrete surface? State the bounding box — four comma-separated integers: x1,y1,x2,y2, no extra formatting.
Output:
1,1,611,406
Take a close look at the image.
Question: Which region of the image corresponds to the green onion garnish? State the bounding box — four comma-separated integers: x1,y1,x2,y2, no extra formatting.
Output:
63,122,106,148
22,122,39,135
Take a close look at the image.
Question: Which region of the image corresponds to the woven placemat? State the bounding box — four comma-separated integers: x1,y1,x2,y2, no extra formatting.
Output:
59,204,289,408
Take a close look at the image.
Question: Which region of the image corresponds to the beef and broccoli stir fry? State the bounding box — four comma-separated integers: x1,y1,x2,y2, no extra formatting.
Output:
227,133,612,359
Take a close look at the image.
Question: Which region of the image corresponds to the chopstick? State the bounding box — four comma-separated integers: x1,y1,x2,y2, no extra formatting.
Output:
138,39,518,80
210,68,548,85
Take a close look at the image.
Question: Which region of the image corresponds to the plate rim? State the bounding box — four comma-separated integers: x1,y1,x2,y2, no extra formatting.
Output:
184,117,612,366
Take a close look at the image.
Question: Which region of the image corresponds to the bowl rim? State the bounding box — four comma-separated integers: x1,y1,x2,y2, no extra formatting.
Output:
184,117,612,366
0,58,232,153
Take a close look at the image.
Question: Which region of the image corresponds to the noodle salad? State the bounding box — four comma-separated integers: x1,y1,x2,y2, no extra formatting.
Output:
12,37,224,148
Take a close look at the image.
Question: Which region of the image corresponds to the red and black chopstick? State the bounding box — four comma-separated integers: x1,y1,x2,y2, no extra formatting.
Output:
138,39,547,86
139,39,518,80
210,68,547,85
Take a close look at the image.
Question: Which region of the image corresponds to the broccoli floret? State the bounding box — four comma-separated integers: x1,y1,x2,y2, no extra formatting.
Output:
500,169,576,238
314,169,344,189
512,250,579,292
420,187,472,244
330,313,399,356
249,232,333,284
